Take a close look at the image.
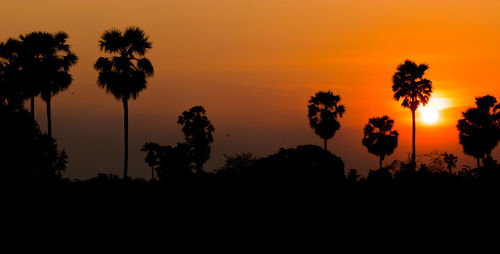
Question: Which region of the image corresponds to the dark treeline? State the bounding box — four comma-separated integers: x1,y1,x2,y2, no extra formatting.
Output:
2,27,500,194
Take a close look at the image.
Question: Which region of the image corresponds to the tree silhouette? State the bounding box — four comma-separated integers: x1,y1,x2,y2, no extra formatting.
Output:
178,106,215,174
94,27,154,179
441,152,458,175
141,142,161,180
392,60,432,168
362,116,399,170
37,32,78,137
457,95,500,169
308,91,345,150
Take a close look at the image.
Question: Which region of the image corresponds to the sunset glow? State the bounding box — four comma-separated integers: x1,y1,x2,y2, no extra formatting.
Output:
2,0,500,179
421,108,439,124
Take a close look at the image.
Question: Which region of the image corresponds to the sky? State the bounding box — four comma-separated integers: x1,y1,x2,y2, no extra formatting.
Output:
2,0,500,178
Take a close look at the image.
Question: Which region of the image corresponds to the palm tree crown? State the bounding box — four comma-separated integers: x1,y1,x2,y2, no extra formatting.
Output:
392,60,432,111
94,27,154,101
362,116,398,170
308,91,345,150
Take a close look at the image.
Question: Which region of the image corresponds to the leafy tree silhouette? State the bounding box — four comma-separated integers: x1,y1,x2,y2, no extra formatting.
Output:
141,142,161,180
94,27,154,179
457,95,500,169
308,91,345,150
37,32,78,137
362,116,399,170
178,106,215,174
441,152,458,175
392,60,432,169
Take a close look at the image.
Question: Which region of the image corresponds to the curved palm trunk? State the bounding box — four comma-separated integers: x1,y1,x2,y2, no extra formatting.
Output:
477,157,480,169
30,96,35,121
123,98,129,179
324,138,327,151
151,166,154,180
46,96,52,137
411,109,416,170
379,156,383,170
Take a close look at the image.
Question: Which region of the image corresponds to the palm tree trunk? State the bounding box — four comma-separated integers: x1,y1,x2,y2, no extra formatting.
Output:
123,98,129,179
411,109,416,170
46,96,52,137
379,156,383,170
324,138,327,151
477,157,480,169
151,166,154,180
30,96,35,121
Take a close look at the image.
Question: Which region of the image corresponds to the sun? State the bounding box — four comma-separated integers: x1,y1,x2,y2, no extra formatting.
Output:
421,107,439,124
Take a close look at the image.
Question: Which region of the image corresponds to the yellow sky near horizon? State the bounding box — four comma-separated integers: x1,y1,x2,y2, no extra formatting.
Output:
2,0,500,178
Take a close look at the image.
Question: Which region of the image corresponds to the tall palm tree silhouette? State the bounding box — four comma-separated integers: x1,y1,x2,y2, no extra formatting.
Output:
94,27,154,179
362,116,399,170
457,95,500,169
308,91,345,150
18,32,54,121
38,32,78,137
392,60,432,168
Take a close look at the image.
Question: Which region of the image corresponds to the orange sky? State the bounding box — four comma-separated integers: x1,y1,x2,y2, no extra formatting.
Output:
2,0,500,178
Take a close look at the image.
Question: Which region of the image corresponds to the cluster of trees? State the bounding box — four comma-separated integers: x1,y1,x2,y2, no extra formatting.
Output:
2,26,500,187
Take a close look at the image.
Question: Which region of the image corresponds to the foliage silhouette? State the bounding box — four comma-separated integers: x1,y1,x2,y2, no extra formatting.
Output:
308,91,345,150
457,95,500,169
141,142,161,180
362,116,398,170
441,152,458,175
0,105,66,183
94,27,154,179
155,143,194,180
392,60,432,168
178,106,215,174
217,153,258,177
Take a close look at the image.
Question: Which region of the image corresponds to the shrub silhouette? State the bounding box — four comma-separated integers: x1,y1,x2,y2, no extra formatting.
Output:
178,106,215,174
362,116,398,170
308,91,345,150
0,105,66,183
392,60,432,168
94,27,154,179
251,145,345,184
457,95,500,169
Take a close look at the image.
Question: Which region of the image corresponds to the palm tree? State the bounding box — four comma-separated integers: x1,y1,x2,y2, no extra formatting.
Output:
178,106,215,174
38,32,78,137
308,91,345,150
18,32,53,121
0,38,25,109
392,60,432,169
94,27,154,179
457,95,500,169
441,152,458,174
362,116,399,170
141,142,161,180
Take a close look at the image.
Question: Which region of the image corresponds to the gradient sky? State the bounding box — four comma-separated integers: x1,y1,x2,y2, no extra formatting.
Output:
2,0,500,179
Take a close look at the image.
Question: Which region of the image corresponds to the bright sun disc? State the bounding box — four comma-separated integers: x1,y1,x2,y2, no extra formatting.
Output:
421,108,439,124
